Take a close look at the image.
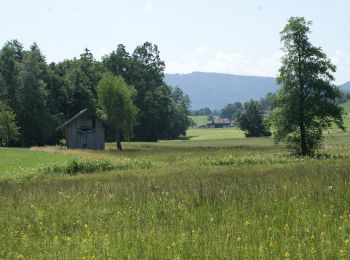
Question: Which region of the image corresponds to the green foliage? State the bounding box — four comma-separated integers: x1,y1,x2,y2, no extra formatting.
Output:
103,42,191,141
17,43,53,146
0,41,71,146
188,117,197,128
167,87,191,139
0,40,191,146
65,49,101,117
236,100,270,137
40,158,153,175
97,72,138,150
220,102,242,120
40,159,114,175
270,17,345,156
102,44,132,83
260,92,276,110
0,40,23,110
131,43,173,141
0,101,19,146
207,115,214,121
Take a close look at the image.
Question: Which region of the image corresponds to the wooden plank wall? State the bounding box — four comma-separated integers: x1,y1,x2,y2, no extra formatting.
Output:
66,117,105,150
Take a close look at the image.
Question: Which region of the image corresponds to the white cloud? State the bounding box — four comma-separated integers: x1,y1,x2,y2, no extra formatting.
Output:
166,49,282,78
332,51,350,66
332,51,350,84
194,46,209,57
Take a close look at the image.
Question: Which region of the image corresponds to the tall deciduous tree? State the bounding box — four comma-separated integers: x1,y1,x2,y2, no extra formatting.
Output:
131,42,170,141
0,40,23,112
167,86,191,139
270,17,344,156
17,43,51,146
65,49,101,118
102,44,132,83
236,100,270,137
97,72,137,151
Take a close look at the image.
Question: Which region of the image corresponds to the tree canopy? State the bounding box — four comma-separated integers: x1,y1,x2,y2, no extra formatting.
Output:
236,99,270,137
97,72,137,151
0,101,19,146
0,40,191,147
220,102,242,120
269,17,345,156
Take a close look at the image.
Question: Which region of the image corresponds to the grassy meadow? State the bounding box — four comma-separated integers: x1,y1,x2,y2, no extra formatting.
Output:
1,125,350,258
188,115,209,126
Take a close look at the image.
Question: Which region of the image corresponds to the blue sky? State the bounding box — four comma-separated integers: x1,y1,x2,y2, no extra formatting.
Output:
1,0,349,84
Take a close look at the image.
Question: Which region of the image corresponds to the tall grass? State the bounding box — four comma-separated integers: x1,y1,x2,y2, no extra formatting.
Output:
1,162,350,258
0,140,350,258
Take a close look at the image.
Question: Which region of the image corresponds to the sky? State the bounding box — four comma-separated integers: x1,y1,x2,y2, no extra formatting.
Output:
1,0,350,84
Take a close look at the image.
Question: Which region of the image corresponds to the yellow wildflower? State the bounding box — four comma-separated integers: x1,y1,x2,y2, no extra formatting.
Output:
16,254,24,260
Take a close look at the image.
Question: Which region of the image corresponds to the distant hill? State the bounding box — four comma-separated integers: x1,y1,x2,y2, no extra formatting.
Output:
165,72,350,110
340,81,350,91
164,72,279,109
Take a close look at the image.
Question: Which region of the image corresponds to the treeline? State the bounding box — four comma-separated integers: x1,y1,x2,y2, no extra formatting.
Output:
193,88,350,121
0,40,191,147
191,92,275,120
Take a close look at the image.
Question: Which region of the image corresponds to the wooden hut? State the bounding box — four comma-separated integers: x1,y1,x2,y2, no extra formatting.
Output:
207,118,232,128
58,109,105,150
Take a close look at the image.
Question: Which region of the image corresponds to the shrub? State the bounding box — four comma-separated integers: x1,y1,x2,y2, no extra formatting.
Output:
40,158,153,175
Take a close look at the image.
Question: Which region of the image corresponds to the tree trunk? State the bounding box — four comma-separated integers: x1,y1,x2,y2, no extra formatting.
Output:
300,120,307,156
297,42,307,156
116,129,122,151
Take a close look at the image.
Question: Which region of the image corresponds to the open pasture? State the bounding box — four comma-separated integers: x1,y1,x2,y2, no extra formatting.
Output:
1,130,350,258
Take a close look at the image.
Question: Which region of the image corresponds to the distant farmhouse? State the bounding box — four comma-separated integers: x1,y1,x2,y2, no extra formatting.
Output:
207,118,232,128
58,109,105,150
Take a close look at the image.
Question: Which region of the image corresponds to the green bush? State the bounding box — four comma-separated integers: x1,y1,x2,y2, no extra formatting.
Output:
40,159,114,175
40,158,153,175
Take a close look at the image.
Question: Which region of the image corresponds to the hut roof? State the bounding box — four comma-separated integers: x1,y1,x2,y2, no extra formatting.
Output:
57,109,101,130
213,118,231,124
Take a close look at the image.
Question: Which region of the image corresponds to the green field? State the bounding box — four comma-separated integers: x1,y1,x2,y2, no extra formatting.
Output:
1,127,350,258
188,115,209,126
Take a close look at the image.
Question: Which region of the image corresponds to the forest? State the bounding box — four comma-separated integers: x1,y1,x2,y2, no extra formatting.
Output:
0,41,191,147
